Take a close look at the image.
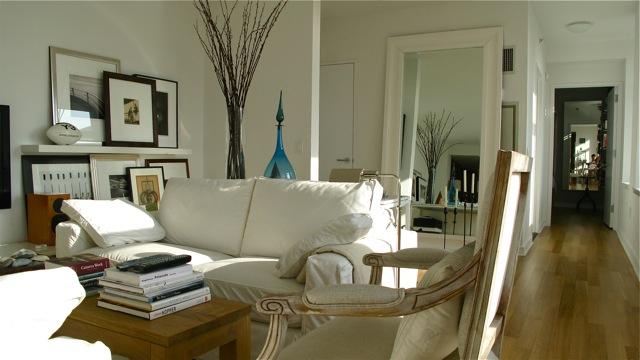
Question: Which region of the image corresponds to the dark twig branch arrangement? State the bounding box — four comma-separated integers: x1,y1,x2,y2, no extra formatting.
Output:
194,0,287,109
416,110,462,202
194,0,287,179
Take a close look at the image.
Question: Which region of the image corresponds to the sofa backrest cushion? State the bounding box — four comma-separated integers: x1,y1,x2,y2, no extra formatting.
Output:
240,178,383,258
159,178,255,257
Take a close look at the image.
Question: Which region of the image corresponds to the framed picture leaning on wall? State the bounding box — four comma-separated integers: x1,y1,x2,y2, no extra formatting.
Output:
126,167,165,211
104,72,157,147
144,158,189,185
134,75,178,148
49,47,121,144
90,154,140,200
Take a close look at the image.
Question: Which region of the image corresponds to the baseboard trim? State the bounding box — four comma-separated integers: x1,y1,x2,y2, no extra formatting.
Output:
519,237,533,256
617,230,640,280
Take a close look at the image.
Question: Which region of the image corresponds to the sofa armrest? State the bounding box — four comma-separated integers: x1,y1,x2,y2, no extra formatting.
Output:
314,236,393,285
55,221,96,258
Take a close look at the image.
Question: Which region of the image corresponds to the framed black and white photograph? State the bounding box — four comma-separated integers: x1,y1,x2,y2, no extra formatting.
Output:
49,47,120,144
89,154,140,200
144,158,189,185
22,155,92,199
104,72,157,147
126,166,165,211
135,75,178,148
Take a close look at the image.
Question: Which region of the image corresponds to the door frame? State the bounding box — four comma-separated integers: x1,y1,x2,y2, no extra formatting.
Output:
320,60,357,171
546,81,624,229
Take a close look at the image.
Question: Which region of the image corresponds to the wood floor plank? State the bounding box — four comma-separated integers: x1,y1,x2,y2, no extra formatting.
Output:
502,209,640,360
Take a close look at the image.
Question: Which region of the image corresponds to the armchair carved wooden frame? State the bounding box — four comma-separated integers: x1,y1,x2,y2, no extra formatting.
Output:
256,151,531,360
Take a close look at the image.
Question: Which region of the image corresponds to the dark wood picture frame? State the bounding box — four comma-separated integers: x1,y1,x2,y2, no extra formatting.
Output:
0,105,10,209
134,74,179,149
104,72,158,148
126,166,165,211
21,155,91,197
144,158,190,182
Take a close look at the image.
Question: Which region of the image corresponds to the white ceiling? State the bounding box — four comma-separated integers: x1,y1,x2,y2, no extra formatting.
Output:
533,1,636,43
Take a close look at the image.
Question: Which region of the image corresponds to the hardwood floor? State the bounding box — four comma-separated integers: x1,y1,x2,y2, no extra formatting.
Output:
502,209,639,360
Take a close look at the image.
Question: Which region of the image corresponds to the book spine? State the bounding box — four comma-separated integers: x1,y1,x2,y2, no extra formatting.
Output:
80,279,100,288
149,281,205,302
148,293,211,320
149,287,210,311
136,266,192,286
78,271,105,281
70,259,110,276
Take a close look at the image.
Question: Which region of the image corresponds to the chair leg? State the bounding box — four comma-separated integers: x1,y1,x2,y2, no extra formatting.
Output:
257,314,289,360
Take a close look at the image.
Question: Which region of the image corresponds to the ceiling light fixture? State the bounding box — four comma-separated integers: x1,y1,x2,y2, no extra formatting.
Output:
565,21,594,34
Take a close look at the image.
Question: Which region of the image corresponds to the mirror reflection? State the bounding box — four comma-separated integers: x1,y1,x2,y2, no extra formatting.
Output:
400,47,483,238
563,101,604,192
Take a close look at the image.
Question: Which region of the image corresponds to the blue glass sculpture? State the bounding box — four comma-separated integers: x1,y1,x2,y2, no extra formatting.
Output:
447,176,457,206
264,91,296,179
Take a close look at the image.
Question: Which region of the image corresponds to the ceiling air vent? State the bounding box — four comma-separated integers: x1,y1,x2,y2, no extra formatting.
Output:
503,47,514,73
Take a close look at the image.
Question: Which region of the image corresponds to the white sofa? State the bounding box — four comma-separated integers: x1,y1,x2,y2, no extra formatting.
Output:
56,178,398,336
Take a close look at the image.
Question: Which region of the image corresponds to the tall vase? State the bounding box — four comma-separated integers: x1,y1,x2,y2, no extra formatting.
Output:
426,166,436,203
226,105,245,179
264,91,296,179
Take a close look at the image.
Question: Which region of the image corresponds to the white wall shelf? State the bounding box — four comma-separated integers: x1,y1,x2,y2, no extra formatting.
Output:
21,144,192,156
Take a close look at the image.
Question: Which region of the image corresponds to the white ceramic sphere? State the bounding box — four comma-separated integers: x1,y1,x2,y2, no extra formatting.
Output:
46,122,81,145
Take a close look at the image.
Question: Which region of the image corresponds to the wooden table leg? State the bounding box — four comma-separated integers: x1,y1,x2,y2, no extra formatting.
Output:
220,315,251,360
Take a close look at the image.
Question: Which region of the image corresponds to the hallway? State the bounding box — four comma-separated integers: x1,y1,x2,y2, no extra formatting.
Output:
502,210,639,359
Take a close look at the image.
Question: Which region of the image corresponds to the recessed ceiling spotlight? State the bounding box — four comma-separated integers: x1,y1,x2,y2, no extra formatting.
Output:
566,21,594,34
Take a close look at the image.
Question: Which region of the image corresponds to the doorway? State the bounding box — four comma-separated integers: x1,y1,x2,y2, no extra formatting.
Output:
551,86,616,226
319,62,355,181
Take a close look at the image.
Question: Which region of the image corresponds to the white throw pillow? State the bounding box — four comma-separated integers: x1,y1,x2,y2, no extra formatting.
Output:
276,213,373,278
61,199,165,248
241,178,383,258
390,242,475,360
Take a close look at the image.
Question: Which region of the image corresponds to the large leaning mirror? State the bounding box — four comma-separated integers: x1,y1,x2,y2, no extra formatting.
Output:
381,27,503,247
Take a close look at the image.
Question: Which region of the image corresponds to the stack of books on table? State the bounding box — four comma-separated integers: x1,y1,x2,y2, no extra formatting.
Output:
97,261,210,320
44,254,110,296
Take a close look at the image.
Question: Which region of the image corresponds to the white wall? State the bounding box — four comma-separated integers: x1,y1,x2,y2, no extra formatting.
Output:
321,1,529,172
203,1,320,180
0,1,206,244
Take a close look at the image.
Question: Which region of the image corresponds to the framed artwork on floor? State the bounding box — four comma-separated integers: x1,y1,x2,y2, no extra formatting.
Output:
49,46,121,144
22,155,92,199
104,72,157,147
134,75,178,148
144,158,189,185
90,154,140,200
126,167,165,211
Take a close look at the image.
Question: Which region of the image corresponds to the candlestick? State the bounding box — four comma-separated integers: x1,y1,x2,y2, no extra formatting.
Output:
471,173,475,194
463,170,467,192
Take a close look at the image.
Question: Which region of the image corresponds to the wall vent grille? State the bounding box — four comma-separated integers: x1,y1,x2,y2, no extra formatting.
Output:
503,47,514,73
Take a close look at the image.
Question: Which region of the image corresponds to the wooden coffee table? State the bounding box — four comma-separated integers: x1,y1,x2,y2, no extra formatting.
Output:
56,296,251,360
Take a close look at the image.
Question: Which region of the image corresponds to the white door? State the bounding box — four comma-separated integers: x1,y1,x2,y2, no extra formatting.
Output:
319,63,354,181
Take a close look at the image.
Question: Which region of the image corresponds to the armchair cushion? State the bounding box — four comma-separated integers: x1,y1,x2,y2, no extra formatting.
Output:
390,242,475,360
61,199,165,248
304,284,405,309
278,317,401,360
276,213,372,278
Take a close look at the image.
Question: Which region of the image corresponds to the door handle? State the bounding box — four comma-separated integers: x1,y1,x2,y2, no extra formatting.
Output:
336,157,351,162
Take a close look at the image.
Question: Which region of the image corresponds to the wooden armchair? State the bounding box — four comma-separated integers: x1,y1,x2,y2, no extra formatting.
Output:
255,151,531,360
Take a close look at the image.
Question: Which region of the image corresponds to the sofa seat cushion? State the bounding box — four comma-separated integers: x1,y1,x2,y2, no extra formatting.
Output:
279,317,400,360
83,242,233,266
241,178,383,258
159,178,256,257
197,257,304,302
